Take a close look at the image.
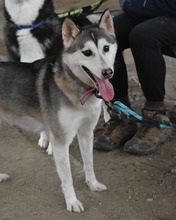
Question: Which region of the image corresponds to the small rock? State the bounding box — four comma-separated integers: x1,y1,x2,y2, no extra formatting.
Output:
171,168,176,174
146,198,154,202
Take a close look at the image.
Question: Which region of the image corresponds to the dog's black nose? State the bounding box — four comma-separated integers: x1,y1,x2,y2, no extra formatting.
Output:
102,68,113,79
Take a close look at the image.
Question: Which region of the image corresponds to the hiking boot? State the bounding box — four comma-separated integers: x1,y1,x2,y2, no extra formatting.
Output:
124,109,173,155
94,117,138,151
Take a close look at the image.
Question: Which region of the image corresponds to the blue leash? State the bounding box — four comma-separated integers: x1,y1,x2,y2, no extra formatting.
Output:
113,101,175,130
93,90,175,130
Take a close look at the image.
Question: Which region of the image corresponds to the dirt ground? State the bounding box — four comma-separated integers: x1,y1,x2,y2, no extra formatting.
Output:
0,1,176,220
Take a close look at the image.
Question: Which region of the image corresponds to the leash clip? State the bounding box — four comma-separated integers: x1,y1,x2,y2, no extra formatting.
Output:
93,90,102,99
105,101,122,119
93,92,123,119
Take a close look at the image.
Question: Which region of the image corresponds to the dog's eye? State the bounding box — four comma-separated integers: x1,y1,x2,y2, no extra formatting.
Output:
82,50,92,57
104,45,109,52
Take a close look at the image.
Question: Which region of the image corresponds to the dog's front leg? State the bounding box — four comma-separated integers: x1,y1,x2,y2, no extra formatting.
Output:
51,139,84,213
77,129,107,192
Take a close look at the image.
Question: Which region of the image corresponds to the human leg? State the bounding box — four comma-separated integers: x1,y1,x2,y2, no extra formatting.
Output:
129,16,176,104
111,12,140,103
124,16,176,155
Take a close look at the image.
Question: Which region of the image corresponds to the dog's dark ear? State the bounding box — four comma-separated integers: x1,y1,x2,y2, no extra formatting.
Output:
62,18,80,47
99,9,115,35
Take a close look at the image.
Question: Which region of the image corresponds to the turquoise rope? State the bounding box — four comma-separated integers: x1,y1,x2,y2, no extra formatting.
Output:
114,101,174,129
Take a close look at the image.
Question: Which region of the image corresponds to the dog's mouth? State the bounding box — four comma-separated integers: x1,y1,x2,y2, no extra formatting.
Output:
82,66,99,90
82,66,114,102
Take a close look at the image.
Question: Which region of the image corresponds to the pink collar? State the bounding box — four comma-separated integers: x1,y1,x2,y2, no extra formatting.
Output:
80,88,96,105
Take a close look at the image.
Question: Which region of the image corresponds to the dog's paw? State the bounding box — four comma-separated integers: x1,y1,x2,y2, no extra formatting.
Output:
66,199,84,212
87,180,107,192
0,173,10,182
46,143,53,155
38,137,49,149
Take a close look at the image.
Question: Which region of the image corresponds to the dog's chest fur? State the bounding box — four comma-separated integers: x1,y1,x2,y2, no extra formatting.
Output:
4,0,44,25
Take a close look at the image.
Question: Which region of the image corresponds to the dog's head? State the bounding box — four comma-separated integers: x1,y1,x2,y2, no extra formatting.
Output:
62,10,117,102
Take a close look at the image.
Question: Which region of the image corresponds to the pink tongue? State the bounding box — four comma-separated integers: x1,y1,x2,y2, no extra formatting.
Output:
94,75,114,101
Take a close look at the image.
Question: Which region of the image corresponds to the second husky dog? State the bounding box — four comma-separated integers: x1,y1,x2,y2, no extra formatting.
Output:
0,10,117,212
3,0,62,154
3,0,62,62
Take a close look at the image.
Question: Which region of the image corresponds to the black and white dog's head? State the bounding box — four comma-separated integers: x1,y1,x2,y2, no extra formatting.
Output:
62,10,117,102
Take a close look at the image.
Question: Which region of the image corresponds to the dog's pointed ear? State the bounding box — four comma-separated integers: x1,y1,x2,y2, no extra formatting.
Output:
62,18,80,47
99,9,115,35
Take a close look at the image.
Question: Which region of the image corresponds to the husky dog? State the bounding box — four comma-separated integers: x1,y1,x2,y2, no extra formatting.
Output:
3,0,63,154
0,10,117,212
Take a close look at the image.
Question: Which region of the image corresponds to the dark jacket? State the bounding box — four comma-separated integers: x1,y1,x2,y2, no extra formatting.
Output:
121,0,176,21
